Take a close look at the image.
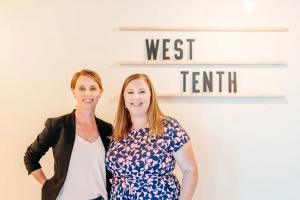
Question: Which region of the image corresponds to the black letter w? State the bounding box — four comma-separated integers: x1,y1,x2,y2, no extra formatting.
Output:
145,39,159,60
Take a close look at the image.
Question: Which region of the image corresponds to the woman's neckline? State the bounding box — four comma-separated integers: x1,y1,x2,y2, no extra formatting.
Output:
76,133,100,144
129,127,149,132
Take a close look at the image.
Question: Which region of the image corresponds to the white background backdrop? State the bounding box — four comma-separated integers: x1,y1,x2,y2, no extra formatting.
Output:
0,0,299,199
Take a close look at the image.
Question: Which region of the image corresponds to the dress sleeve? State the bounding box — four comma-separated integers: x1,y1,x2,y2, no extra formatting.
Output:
24,118,54,174
165,118,190,153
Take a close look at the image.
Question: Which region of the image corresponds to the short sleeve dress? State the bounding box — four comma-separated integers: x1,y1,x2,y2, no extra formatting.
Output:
105,117,190,200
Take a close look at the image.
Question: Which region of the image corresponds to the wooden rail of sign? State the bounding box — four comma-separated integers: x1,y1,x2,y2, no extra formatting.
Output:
157,93,286,98
119,26,289,32
118,61,286,65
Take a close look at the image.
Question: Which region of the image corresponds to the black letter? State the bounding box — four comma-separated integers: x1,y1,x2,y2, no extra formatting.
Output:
145,39,159,60
192,72,200,93
180,71,189,92
186,39,195,60
162,39,170,60
216,71,225,92
203,71,213,92
174,39,183,60
228,72,237,93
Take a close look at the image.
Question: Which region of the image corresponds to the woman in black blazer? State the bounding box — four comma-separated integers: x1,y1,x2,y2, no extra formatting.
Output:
24,69,112,200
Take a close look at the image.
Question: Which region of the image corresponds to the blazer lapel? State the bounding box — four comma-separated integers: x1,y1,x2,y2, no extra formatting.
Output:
61,110,76,172
96,118,111,151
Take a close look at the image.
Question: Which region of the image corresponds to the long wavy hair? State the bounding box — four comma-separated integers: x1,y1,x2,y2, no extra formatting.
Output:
113,73,165,141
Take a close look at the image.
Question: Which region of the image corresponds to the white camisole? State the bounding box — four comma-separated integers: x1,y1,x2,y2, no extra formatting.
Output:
56,134,107,200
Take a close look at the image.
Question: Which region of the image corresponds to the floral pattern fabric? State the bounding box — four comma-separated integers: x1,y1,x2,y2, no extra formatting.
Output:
105,117,190,200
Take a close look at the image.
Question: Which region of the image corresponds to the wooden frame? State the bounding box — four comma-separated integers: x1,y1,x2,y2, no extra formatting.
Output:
157,93,286,98
118,60,286,65
119,26,289,32
118,26,287,99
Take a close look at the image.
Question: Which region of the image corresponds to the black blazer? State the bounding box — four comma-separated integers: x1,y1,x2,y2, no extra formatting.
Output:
24,110,113,200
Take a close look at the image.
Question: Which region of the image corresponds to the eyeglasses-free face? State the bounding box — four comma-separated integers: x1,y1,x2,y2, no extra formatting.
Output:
123,78,151,118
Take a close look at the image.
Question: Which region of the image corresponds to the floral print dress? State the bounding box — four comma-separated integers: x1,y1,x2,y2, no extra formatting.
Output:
105,117,190,200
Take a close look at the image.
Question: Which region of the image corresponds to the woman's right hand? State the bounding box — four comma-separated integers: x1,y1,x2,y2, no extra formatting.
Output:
30,168,48,186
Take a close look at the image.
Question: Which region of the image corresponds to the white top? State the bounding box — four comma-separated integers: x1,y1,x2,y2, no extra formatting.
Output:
56,134,107,200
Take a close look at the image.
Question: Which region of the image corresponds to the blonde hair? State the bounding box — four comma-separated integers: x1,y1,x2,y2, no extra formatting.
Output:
70,69,103,91
113,73,165,141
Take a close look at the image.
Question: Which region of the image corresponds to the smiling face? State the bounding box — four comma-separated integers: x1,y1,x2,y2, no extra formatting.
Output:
123,78,151,118
73,75,102,111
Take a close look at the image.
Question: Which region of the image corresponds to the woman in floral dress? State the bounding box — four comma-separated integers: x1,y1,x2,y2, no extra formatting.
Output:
106,73,198,200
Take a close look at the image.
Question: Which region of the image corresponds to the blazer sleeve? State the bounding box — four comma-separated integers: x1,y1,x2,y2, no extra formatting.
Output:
24,118,54,175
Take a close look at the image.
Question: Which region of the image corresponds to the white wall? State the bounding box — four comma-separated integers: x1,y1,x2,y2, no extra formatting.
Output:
0,0,299,199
